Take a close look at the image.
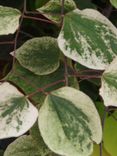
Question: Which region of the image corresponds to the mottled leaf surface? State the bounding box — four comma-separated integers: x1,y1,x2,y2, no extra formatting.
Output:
37,0,76,22
5,61,79,106
12,37,60,75
110,0,117,8
0,5,20,35
58,9,117,70
103,112,117,156
0,82,38,139
100,56,117,107
39,87,102,156
4,135,52,156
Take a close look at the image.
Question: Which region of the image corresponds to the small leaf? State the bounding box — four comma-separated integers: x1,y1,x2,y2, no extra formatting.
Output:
12,37,60,75
100,56,117,107
37,0,76,23
110,0,117,8
58,9,117,70
4,135,52,156
0,82,38,139
5,61,79,105
0,6,21,35
103,112,117,156
39,87,102,156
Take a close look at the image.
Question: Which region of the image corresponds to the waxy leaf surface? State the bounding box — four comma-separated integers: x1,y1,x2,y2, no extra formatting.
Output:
58,9,117,70
0,82,38,139
39,87,102,156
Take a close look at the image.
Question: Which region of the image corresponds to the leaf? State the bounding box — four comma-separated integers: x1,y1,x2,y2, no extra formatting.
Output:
100,56,117,107
0,82,38,139
12,37,60,75
35,0,50,8
37,0,76,23
38,87,102,156
4,135,52,156
30,122,54,155
58,9,117,70
103,112,117,156
0,5,21,35
5,61,79,106
0,150,4,156
74,0,97,9
110,0,117,8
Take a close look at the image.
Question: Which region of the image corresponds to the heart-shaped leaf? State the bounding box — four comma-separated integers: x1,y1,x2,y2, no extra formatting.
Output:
58,9,117,70
37,0,76,23
0,6,21,35
100,56,117,107
4,135,52,156
39,87,102,156
12,37,60,75
0,82,38,139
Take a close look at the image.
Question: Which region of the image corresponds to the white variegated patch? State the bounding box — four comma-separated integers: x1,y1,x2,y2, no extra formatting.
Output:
39,87,102,156
0,6,21,35
58,9,117,70
0,82,38,139
100,56,117,107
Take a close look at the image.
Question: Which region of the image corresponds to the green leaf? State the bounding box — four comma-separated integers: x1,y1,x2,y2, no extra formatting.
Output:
103,112,117,156
74,0,97,9
35,0,50,8
0,82,38,139
58,9,117,70
100,56,117,107
0,150,4,156
4,135,52,156
38,87,102,156
37,0,76,23
110,0,117,8
12,37,60,75
30,123,54,155
5,61,79,106
0,5,21,35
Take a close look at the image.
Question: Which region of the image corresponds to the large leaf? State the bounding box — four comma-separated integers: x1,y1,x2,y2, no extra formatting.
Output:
0,5,20,35
37,0,76,23
0,82,38,139
100,56,117,107
12,37,60,75
103,112,117,156
58,9,117,70
74,0,97,9
5,61,79,106
4,135,52,156
39,87,102,156
110,0,117,8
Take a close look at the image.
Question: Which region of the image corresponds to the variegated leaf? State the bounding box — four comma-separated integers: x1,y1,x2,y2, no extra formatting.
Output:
58,9,117,70
4,135,52,156
100,56,117,107
37,0,76,23
12,37,60,75
0,6,20,35
0,82,38,139
110,0,117,8
39,87,102,156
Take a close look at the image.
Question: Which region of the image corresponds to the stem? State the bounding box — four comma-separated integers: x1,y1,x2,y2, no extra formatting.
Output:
23,15,58,26
0,41,14,45
26,79,65,98
12,0,26,72
64,57,69,86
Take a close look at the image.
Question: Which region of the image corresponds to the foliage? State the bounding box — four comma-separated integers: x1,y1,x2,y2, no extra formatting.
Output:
0,0,117,156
